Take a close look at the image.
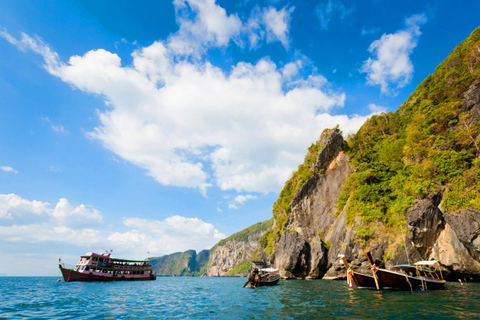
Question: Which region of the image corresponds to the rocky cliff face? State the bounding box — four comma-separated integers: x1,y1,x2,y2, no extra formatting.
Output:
207,237,261,276
206,220,270,276
274,128,350,279
273,81,480,281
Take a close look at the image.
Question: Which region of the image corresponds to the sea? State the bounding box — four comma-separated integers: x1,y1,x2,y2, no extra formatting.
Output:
0,277,479,319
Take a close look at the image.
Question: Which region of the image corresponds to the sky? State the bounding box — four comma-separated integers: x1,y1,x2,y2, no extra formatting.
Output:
0,0,479,276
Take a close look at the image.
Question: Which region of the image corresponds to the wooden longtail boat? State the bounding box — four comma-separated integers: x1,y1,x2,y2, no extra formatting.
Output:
243,261,280,287
365,252,446,290
341,257,377,289
59,252,156,282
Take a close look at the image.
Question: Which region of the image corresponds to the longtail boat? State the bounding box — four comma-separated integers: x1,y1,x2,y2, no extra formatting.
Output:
341,257,377,289
59,252,156,282
365,252,446,290
243,261,280,287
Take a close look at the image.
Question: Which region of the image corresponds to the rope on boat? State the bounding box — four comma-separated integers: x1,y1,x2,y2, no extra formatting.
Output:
420,276,427,291
404,274,413,292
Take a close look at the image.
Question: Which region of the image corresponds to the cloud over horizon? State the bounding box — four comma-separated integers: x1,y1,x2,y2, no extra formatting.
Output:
0,193,225,262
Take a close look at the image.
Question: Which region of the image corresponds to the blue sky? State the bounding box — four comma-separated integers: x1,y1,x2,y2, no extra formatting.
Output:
0,0,478,276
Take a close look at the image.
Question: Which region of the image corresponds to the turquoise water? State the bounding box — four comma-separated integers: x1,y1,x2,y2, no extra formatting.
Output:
0,277,479,319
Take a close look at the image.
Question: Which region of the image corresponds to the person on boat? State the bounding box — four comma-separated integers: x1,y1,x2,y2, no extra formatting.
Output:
248,268,261,287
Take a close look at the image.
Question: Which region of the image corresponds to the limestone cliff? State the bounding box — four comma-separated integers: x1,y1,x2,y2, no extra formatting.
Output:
264,27,480,280
207,220,270,276
274,128,349,279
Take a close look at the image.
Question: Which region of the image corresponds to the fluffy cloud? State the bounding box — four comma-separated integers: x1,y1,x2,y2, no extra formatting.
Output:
110,216,225,255
361,13,427,94
0,193,225,262
1,2,378,195
169,1,294,53
247,6,294,49
0,193,101,227
170,0,242,55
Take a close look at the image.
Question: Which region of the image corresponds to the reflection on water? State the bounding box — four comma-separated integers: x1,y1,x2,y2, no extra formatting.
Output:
0,277,479,319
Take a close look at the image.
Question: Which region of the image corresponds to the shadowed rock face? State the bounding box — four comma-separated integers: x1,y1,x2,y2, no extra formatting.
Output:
405,193,445,261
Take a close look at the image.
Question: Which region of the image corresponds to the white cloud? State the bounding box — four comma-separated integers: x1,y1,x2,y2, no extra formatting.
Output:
0,193,226,267
367,103,387,113
228,194,258,209
262,6,294,48
361,13,427,94
0,193,49,220
234,194,257,204
0,193,101,227
0,2,378,195
315,112,377,136
111,215,226,254
316,0,354,30
51,198,103,228
246,6,294,49
169,0,243,56
1,166,18,173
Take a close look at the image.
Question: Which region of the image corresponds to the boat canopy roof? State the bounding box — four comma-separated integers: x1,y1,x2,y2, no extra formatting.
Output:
81,252,150,263
414,261,439,266
391,264,414,268
261,268,279,273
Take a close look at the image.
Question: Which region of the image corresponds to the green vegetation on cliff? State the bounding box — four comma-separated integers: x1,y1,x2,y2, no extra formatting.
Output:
213,219,271,250
337,27,480,242
150,249,209,276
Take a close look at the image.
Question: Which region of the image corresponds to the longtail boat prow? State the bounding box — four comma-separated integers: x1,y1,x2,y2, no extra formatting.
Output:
341,256,377,289
365,251,446,290
59,252,157,282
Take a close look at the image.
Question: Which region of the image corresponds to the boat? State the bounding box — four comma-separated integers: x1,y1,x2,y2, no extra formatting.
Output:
243,261,280,287
59,251,157,282
341,257,377,289
365,252,446,290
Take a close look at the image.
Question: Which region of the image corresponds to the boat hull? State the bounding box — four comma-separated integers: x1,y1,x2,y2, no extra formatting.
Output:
256,278,279,287
59,265,156,282
351,272,377,289
375,269,445,290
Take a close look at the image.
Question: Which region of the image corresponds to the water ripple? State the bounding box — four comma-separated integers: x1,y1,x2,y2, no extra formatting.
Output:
0,277,479,319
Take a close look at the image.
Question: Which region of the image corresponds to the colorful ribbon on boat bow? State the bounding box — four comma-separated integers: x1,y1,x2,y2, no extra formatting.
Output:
347,268,354,288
